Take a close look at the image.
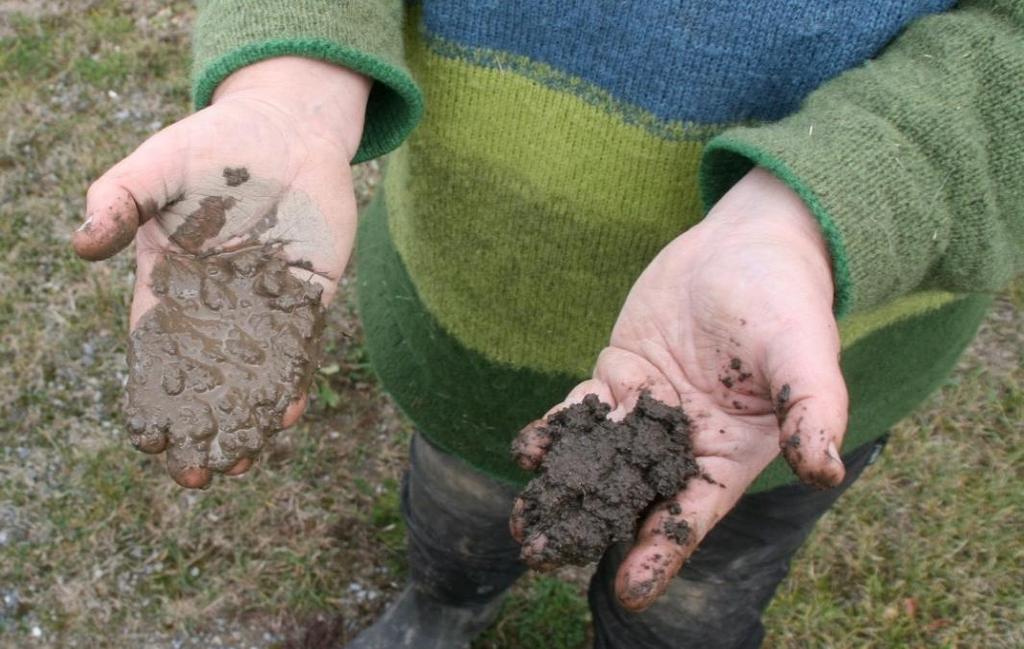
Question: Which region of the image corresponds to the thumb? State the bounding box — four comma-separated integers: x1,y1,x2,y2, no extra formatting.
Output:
73,123,187,261
766,313,849,489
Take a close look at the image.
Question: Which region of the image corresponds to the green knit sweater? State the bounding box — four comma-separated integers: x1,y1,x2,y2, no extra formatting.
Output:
190,0,1023,491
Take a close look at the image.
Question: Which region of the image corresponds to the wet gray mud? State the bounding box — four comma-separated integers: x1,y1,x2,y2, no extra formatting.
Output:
517,392,700,566
126,245,325,483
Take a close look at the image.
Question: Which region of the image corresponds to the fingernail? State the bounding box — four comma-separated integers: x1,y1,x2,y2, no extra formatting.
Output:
827,441,840,462
512,497,525,516
509,518,524,544
522,533,548,564
519,418,547,438
622,577,658,609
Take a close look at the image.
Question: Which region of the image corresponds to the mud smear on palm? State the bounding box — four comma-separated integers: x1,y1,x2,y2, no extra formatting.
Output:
516,392,700,566
125,244,325,483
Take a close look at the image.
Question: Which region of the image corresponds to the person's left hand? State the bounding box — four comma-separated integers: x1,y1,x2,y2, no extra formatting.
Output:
510,167,850,611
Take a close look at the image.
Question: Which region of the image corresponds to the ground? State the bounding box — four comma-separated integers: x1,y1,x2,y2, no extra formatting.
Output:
0,2,1021,648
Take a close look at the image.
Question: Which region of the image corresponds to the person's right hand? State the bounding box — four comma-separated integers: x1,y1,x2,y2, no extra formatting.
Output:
509,168,847,610
72,57,371,488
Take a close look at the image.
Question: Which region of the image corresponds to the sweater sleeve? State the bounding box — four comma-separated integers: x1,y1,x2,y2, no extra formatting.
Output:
191,0,423,164
699,0,1024,317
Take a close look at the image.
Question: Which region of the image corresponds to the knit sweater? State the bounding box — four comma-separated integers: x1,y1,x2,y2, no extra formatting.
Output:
191,0,1023,492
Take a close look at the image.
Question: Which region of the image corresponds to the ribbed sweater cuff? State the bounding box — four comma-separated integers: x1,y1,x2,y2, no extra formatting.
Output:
700,3,1024,317
191,0,422,164
699,136,856,317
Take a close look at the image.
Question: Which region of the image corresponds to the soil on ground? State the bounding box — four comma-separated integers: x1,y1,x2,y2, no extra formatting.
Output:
125,245,325,482
516,391,700,566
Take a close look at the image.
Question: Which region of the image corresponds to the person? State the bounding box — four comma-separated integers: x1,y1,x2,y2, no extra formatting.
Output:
72,1,1023,647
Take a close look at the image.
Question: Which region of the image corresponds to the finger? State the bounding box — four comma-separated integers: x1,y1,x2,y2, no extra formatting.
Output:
73,189,144,262
224,457,254,477
512,378,615,471
593,347,680,421
511,349,679,472
765,314,849,489
554,378,618,416
127,414,169,454
131,433,168,455
615,457,746,611
509,497,526,543
520,533,557,572
165,440,212,489
74,123,186,261
511,419,554,472
173,466,212,490
281,392,309,429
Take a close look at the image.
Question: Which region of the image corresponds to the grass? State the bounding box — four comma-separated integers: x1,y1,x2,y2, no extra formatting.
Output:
763,316,1024,649
0,2,1020,648
475,577,591,649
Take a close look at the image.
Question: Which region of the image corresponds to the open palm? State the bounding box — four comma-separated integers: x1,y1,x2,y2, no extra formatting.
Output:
513,168,849,610
72,59,370,487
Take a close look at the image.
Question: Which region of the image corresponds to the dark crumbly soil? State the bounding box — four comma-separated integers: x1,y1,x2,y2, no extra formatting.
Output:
517,392,700,566
125,245,325,481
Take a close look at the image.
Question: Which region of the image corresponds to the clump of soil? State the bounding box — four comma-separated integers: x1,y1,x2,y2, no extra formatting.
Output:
516,392,700,566
125,245,325,482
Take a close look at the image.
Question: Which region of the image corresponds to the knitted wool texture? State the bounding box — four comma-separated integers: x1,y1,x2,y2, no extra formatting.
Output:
192,0,1023,491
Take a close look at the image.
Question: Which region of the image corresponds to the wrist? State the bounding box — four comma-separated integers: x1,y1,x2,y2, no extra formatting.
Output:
701,167,835,300
212,56,372,160
720,168,830,259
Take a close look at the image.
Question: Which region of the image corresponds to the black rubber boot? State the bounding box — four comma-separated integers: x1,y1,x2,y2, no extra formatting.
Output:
343,433,525,648
344,585,504,649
